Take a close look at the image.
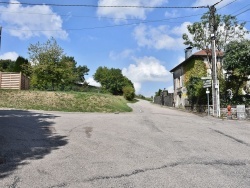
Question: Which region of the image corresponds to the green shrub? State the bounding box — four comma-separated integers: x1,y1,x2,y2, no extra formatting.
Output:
122,86,135,101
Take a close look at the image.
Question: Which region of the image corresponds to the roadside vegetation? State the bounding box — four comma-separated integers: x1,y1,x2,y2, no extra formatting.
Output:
0,90,132,112
0,37,135,102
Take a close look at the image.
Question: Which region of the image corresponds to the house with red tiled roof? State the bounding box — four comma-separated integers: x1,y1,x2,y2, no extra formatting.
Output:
170,47,223,108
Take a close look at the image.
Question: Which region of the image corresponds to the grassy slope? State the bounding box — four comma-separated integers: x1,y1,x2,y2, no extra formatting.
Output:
0,90,132,112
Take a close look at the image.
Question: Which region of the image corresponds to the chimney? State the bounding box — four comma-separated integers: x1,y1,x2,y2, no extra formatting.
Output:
185,47,192,59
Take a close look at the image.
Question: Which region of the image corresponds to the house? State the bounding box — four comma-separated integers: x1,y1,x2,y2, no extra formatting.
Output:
170,47,223,108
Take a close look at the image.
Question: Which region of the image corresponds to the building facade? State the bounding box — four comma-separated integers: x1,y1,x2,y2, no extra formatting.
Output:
170,47,223,108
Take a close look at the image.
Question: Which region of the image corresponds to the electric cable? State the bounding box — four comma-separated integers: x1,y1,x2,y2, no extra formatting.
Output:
0,1,208,9
3,13,204,32
234,8,250,16
217,0,239,10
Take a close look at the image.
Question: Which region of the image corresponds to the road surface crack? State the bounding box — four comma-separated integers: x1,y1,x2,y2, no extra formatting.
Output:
211,129,250,147
84,160,246,182
9,176,20,188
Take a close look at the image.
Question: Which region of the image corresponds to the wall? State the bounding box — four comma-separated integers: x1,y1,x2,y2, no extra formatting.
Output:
154,92,174,107
221,107,250,120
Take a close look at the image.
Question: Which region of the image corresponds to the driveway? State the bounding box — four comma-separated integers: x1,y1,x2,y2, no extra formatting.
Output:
1,100,250,188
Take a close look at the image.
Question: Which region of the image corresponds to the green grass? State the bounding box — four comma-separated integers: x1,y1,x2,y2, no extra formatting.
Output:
0,90,132,112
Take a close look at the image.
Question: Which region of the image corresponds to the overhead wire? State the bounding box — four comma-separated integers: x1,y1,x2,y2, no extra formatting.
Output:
217,0,239,10
234,8,250,16
4,13,204,31
0,8,204,22
0,1,208,9
0,1,208,32
0,1,219,32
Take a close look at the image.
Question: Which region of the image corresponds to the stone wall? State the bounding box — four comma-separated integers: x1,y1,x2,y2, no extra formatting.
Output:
154,93,174,107
221,107,250,120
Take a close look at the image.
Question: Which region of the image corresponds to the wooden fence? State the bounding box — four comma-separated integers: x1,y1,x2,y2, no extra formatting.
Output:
0,72,29,90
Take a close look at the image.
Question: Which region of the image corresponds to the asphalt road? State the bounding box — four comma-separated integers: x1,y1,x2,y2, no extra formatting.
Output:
1,100,250,188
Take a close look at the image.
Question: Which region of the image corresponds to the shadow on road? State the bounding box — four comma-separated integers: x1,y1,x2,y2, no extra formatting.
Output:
0,110,68,178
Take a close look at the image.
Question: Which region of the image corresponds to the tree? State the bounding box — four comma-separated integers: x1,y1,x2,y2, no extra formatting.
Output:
155,89,162,97
186,77,206,108
93,66,134,96
59,56,89,87
29,38,64,90
28,38,89,90
0,59,15,72
14,56,32,76
75,65,89,83
183,13,249,52
223,39,250,97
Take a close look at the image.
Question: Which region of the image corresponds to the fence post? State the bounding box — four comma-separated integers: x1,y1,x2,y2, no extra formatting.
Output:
19,72,22,90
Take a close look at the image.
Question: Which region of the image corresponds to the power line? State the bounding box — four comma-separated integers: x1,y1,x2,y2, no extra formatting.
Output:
0,10,142,21
234,8,250,16
230,3,250,15
0,1,208,9
217,0,239,10
0,9,203,22
213,0,224,7
3,13,203,31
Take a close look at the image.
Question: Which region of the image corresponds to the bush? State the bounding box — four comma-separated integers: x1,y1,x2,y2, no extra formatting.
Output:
122,86,135,101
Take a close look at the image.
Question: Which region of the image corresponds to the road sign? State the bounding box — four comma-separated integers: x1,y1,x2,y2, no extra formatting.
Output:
201,77,212,80
203,79,211,88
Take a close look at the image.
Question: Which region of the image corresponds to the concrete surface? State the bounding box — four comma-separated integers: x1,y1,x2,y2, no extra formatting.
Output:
1,100,250,188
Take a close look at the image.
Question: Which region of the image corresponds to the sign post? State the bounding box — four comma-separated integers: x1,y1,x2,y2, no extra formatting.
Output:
202,77,212,116
206,88,210,116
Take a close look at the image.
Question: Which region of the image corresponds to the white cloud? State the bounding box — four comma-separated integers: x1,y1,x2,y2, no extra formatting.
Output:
166,85,173,93
0,52,18,61
86,77,101,87
165,10,180,18
171,22,192,36
0,0,68,39
193,0,233,7
97,0,167,22
122,56,171,93
109,49,135,60
133,24,185,50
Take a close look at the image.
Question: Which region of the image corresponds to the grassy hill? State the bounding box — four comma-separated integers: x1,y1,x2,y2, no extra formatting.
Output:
0,90,132,112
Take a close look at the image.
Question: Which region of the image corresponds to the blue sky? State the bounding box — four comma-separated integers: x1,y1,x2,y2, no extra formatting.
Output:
0,0,249,97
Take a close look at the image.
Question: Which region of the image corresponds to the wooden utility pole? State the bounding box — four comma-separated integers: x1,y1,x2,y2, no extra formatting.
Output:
209,5,220,117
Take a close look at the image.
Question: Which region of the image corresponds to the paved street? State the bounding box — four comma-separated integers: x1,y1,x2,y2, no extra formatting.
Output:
1,100,250,188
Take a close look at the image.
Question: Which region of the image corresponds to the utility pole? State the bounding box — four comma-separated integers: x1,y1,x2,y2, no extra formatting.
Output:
209,5,220,117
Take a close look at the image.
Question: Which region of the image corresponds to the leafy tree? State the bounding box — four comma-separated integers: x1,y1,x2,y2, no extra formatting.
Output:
155,89,162,97
183,12,249,51
75,65,89,83
186,77,206,108
0,59,15,72
28,38,89,90
93,66,134,96
29,38,64,90
14,56,32,76
223,39,250,97
58,56,90,90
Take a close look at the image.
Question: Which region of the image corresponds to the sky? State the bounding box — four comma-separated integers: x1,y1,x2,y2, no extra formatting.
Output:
0,0,249,97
